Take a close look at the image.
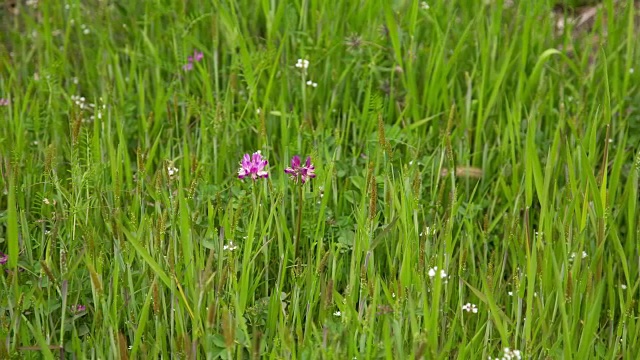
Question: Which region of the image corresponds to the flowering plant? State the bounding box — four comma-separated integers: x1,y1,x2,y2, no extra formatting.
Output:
183,50,204,71
285,155,316,258
237,151,269,180
284,155,315,184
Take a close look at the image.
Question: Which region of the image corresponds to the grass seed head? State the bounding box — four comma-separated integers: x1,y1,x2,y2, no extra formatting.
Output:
345,33,363,51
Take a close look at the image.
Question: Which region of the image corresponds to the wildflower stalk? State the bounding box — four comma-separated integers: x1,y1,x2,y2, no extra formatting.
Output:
301,72,308,124
294,183,304,258
285,155,316,259
295,58,311,128
252,181,258,211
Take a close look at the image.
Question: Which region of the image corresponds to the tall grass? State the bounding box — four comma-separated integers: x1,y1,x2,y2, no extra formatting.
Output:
1,0,639,358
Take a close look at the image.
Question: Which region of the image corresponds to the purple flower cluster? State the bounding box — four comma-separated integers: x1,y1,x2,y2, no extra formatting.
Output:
238,151,269,180
0,252,7,265
237,152,316,184
0,98,9,106
183,50,204,71
284,155,316,184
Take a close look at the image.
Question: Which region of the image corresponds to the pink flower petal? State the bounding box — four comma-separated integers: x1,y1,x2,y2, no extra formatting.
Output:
290,155,301,168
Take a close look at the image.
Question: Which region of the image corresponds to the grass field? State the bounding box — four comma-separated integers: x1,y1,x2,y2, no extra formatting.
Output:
1,0,639,358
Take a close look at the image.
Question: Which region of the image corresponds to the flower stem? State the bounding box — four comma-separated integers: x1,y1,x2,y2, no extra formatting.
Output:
252,181,257,210
294,183,304,258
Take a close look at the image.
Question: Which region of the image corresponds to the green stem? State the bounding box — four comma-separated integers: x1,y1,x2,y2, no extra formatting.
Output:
294,183,304,259
252,181,257,210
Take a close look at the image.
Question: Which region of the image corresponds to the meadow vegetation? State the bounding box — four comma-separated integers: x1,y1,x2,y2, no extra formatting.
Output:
1,0,639,358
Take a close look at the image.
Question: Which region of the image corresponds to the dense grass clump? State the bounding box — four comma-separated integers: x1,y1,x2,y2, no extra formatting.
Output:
1,0,639,358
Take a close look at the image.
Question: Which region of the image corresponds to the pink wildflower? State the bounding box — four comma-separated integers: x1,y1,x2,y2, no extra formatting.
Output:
192,50,204,62
183,50,203,71
284,155,316,184
70,304,86,313
238,151,269,180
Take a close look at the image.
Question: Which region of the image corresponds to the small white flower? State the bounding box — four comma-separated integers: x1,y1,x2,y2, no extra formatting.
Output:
621,284,627,290
392,292,396,298
306,80,318,87
43,198,50,205
569,251,587,262
167,166,179,177
462,303,478,313
497,348,522,360
508,291,513,296
420,2,430,10
256,108,262,115
295,58,310,69
427,266,447,279
223,241,238,251
333,310,341,317
630,68,635,74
